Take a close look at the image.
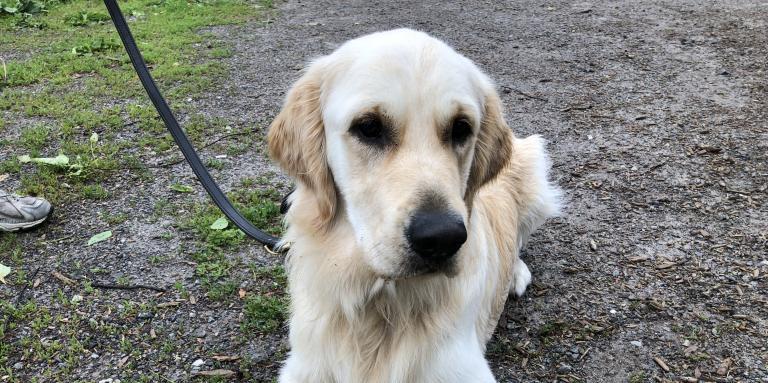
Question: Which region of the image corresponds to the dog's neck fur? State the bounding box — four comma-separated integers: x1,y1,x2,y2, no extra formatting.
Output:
281,187,486,382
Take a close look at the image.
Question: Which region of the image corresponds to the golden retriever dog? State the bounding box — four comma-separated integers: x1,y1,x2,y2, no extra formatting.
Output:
268,28,560,383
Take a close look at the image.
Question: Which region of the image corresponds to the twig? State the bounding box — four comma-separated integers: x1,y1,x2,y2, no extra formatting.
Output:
52,270,76,285
91,282,166,292
53,270,166,292
500,85,548,102
2,267,41,339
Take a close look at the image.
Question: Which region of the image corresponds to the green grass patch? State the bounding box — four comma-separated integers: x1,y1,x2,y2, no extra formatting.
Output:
241,294,287,333
0,0,261,204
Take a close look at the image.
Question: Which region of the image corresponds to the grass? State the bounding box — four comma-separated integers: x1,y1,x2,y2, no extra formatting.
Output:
0,0,290,380
0,0,261,204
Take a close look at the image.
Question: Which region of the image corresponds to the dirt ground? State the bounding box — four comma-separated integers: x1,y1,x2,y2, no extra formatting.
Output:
2,0,767,382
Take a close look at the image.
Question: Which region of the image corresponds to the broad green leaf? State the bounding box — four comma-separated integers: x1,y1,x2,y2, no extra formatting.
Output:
90,132,99,143
0,263,10,284
87,230,112,246
170,183,193,193
209,216,228,230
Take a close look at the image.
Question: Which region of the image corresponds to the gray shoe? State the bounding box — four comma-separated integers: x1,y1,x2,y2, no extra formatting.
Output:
0,190,53,232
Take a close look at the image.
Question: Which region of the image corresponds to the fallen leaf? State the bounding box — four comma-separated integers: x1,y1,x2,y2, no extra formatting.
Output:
87,230,112,246
209,216,228,230
653,356,671,372
170,183,194,193
18,154,70,166
90,132,99,143
238,288,246,299
212,355,240,362
0,263,10,284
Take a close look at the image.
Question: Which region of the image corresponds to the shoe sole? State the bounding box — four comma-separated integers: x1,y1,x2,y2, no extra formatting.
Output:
0,206,53,232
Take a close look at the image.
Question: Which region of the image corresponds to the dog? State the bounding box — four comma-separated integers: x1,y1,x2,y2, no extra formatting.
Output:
267,28,560,383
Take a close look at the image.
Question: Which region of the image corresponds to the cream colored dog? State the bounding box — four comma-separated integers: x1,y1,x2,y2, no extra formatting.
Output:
268,28,560,383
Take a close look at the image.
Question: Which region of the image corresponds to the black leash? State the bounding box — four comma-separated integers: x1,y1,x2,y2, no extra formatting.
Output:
104,0,282,251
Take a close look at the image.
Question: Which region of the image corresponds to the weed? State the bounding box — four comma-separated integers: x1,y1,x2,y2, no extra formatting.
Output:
241,294,287,333
81,183,108,199
64,11,109,26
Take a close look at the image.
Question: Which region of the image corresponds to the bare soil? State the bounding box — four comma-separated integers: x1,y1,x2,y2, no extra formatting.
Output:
2,0,766,382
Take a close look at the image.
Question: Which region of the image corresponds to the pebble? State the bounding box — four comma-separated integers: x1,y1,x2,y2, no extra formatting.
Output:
191,359,205,370
557,363,573,374
137,312,154,320
13,362,23,370
630,340,643,347
71,295,84,304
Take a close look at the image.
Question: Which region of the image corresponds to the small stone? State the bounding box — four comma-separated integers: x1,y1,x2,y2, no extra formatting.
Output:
97,379,114,383
91,353,99,359
71,294,83,304
137,312,154,320
191,359,205,368
630,340,642,347
13,362,23,370
557,363,573,374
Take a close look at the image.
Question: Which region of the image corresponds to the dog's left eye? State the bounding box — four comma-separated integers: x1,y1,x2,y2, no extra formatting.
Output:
451,118,473,146
350,116,389,146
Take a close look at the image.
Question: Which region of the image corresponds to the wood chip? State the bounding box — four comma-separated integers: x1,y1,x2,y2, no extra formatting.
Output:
52,271,76,285
118,355,129,368
627,255,649,262
33,278,42,288
150,328,157,339
653,356,670,372
716,357,733,376
589,239,598,251
0,174,8,182
212,355,240,362
196,369,236,377
238,288,246,299
655,261,676,270
157,301,180,308
189,295,197,304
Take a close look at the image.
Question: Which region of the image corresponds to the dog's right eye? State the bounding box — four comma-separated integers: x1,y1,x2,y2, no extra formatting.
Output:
350,116,389,146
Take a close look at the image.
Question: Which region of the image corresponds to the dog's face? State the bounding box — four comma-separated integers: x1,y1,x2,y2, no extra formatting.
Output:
269,29,512,279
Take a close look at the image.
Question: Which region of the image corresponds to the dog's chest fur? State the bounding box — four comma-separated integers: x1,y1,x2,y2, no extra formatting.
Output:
279,188,507,383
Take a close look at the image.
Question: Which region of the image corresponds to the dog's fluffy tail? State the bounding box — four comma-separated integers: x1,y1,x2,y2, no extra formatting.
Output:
513,134,563,248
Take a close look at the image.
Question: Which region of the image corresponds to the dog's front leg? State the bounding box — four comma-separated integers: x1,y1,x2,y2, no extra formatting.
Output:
509,258,533,297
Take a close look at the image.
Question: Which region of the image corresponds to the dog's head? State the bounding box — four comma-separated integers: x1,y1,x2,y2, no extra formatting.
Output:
269,29,512,279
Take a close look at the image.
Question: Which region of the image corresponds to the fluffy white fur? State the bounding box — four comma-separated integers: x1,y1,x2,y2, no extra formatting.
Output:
267,28,561,383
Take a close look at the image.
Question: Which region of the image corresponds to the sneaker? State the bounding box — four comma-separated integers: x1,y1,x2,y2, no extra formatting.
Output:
0,190,53,232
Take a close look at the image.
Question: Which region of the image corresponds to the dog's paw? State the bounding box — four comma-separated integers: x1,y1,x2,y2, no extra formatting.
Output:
510,259,532,297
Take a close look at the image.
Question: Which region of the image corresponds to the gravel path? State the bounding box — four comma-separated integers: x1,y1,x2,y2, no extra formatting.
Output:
3,1,766,382
217,1,767,380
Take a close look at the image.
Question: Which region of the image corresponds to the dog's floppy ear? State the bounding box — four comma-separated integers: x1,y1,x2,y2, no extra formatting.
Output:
465,90,514,203
268,67,336,228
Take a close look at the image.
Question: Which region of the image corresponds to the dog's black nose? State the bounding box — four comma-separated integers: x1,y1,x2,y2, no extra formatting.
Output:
406,211,467,263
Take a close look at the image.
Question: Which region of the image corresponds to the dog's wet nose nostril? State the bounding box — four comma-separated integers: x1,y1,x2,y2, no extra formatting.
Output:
406,211,467,263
